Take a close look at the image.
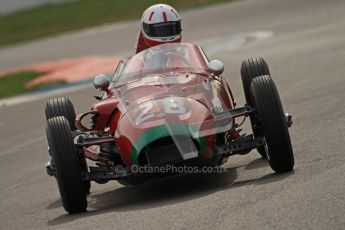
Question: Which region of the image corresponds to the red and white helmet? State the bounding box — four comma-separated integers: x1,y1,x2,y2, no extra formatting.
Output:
141,4,182,48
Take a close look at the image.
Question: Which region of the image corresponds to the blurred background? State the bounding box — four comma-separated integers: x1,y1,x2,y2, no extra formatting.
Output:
0,0,68,15
0,0,230,48
0,0,231,98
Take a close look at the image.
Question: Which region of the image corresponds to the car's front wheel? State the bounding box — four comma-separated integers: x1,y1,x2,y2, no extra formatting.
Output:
241,57,270,158
250,75,294,173
46,116,87,214
45,97,76,130
45,97,91,194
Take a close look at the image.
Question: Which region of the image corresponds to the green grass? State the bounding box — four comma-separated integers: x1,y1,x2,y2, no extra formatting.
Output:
0,72,66,98
0,0,232,47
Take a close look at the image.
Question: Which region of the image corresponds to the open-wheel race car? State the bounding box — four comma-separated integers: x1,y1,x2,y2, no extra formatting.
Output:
45,43,294,214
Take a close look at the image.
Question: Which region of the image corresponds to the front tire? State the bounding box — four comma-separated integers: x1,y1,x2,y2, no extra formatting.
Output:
250,75,294,173
45,97,76,130
45,97,91,194
241,57,270,106
241,57,270,158
46,117,87,214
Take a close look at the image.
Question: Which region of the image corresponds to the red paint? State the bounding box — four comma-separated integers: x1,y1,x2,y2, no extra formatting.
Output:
107,108,121,135
91,98,119,131
148,11,154,21
162,11,167,22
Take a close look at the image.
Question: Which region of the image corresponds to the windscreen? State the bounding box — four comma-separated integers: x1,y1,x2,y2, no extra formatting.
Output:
112,43,209,87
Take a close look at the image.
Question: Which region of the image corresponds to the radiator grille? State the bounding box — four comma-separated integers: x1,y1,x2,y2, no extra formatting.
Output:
138,136,199,166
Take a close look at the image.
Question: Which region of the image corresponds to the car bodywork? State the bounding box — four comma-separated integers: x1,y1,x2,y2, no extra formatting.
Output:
77,43,244,173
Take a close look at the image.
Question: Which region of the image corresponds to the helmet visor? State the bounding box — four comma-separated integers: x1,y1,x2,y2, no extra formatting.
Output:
143,21,181,38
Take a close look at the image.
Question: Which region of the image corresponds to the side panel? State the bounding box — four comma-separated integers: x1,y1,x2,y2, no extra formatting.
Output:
91,98,119,131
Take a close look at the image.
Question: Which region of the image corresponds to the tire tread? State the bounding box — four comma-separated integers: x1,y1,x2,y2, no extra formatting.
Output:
45,97,76,130
46,117,87,213
250,75,294,172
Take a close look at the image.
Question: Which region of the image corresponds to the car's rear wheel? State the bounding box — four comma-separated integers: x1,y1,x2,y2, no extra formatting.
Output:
241,57,270,158
46,117,87,214
250,75,294,173
45,97,91,194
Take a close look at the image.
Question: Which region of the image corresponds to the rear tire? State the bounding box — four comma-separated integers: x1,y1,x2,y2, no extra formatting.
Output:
46,117,87,214
250,75,294,173
241,57,270,158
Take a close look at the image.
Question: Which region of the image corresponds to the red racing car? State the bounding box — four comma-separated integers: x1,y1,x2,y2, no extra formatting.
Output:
45,43,294,214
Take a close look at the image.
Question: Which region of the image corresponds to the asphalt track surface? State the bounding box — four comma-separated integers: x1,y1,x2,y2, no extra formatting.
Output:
1,0,345,229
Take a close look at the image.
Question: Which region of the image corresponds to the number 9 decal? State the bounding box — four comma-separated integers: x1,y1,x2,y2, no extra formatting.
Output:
135,97,188,126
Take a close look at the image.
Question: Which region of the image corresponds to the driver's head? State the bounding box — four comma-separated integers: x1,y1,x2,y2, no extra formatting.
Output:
141,4,182,48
